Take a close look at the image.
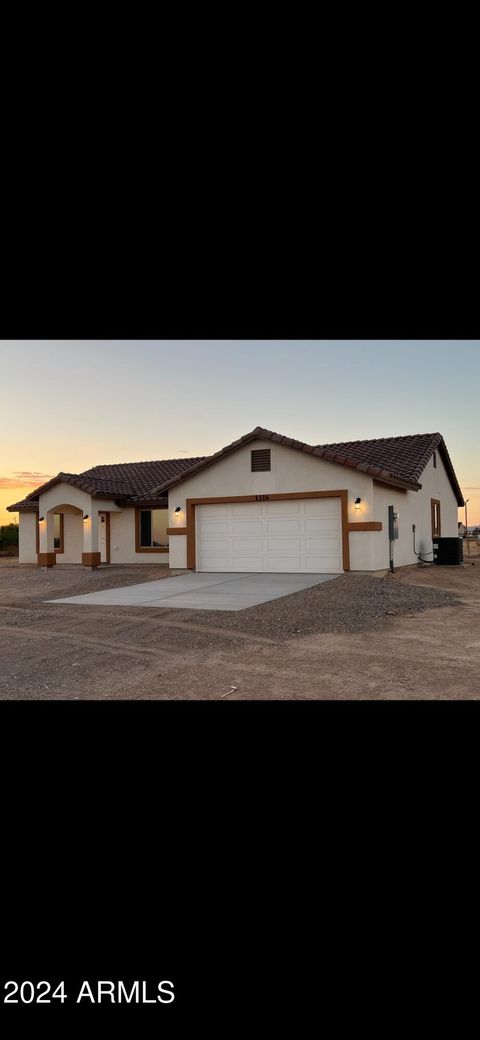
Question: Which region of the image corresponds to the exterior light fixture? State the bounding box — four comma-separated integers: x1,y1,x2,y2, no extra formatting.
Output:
355,498,361,510
83,514,89,521
39,516,44,522
174,507,181,514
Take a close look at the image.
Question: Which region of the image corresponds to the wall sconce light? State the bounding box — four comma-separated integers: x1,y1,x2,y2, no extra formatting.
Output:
83,514,89,521
355,498,361,510
39,516,44,522
174,507,181,514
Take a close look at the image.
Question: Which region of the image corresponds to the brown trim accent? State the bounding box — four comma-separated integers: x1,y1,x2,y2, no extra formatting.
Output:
166,527,188,535
82,552,101,567
348,521,383,531
54,512,64,554
36,515,40,554
185,491,351,572
37,552,56,567
431,499,441,538
135,507,169,553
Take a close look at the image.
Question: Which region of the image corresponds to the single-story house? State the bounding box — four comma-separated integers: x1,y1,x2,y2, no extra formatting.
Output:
7,457,205,568
8,426,464,573
458,522,466,538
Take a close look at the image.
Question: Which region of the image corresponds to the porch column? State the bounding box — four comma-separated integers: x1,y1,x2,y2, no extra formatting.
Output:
82,504,101,568
37,511,56,567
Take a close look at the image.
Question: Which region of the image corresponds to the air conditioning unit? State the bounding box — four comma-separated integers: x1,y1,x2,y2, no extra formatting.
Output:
433,537,463,565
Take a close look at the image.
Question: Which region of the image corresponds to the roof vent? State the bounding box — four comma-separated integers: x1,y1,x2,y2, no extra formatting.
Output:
251,449,271,472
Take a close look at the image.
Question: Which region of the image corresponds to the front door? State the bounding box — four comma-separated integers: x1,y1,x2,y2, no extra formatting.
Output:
98,513,109,563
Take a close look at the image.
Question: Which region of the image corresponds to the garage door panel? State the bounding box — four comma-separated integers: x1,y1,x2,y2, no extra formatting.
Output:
231,520,264,534
266,518,302,533
267,557,303,571
196,499,343,573
198,522,229,537
200,538,230,554
266,538,302,553
230,502,263,516
266,501,301,515
305,537,341,552
305,517,340,533
306,556,341,570
198,505,230,519
232,539,264,553
229,557,265,571
200,557,231,570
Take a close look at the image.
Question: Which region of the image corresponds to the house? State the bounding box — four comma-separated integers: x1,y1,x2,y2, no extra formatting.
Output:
8,427,464,573
7,457,205,568
458,522,466,538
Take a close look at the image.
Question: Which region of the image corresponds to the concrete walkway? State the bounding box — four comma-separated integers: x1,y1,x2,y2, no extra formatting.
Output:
48,571,338,611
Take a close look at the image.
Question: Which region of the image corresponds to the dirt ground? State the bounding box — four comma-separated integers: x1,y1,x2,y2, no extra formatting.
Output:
0,558,479,699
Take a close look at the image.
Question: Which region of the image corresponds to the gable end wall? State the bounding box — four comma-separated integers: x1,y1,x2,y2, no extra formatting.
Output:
167,439,378,570
372,452,459,569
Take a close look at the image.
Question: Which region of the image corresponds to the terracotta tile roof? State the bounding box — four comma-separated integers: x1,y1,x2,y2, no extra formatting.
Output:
7,457,206,510
314,433,442,485
151,426,464,505
8,430,464,512
318,432,464,503
7,498,38,512
78,459,206,502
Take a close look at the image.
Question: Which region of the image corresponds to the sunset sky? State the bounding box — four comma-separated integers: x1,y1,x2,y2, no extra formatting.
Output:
1,341,478,526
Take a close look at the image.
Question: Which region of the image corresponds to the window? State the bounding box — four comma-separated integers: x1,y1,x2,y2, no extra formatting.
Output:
54,513,64,553
251,449,271,472
135,509,168,552
431,499,441,538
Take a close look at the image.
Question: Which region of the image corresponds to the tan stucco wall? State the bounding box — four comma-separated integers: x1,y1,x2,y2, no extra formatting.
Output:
39,484,123,517
372,452,459,569
18,513,37,564
167,439,378,570
168,439,461,572
110,509,169,565
36,483,168,565
60,513,84,564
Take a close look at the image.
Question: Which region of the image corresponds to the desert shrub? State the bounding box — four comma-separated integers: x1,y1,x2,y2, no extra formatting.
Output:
0,524,19,549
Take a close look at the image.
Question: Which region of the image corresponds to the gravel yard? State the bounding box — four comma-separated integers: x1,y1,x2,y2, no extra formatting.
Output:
197,572,458,639
0,561,478,698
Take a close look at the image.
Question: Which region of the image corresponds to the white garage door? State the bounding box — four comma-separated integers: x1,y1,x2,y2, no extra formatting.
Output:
196,499,343,573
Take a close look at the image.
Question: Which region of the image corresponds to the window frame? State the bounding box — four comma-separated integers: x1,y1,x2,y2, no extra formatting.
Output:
53,513,64,554
431,499,441,538
135,508,169,553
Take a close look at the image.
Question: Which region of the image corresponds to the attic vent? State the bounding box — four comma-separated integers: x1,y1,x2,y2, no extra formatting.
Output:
251,449,271,472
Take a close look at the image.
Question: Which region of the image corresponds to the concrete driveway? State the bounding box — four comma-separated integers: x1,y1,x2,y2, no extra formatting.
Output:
48,571,338,611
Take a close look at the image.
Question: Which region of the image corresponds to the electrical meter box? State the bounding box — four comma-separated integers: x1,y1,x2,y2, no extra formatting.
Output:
388,505,399,541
